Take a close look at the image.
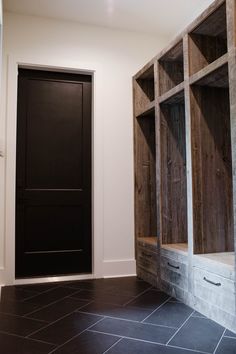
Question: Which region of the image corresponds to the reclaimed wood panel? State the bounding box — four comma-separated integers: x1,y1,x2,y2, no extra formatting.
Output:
159,41,184,95
191,84,234,254
134,111,157,239
134,65,154,117
193,267,235,314
189,3,227,75
160,99,188,245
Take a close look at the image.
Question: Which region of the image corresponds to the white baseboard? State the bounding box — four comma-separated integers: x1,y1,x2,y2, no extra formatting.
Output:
103,259,136,278
14,273,95,286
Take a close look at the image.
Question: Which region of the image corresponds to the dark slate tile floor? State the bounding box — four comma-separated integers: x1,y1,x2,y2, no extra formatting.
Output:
0,277,235,353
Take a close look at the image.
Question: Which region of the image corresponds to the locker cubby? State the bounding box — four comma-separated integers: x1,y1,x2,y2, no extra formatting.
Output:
134,108,158,245
159,41,184,96
189,2,227,75
134,64,155,117
190,64,234,254
160,90,188,251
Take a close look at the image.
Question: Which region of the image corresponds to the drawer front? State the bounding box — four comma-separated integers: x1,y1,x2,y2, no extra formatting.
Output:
137,247,157,276
161,256,188,290
193,267,235,314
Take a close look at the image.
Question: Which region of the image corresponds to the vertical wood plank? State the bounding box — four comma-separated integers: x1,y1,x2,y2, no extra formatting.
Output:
183,34,193,294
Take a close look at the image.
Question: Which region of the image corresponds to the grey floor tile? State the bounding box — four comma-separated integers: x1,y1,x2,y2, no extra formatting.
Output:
0,299,42,316
53,330,120,354
225,329,236,338
0,312,47,337
25,297,89,322
215,336,236,353
29,312,103,345
71,289,134,306
23,287,78,306
0,332,55,354
106,338,200,354
79,302,153,322
127,290,169,310
17,283,60,294
144,302,193,328
1,286,38,302
67,277,151,296
170,317,225,353
89,317,176,344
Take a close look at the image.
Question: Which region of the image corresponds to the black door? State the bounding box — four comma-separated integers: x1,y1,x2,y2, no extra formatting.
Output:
16,69,92,278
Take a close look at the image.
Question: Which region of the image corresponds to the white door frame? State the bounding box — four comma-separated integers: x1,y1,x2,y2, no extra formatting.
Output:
1,55,104,285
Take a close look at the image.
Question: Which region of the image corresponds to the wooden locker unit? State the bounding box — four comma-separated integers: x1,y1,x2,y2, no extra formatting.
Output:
133,0,236,332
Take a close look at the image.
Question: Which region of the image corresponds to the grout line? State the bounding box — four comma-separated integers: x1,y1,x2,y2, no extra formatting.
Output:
47,316,105,354
23,290,86,318
102,337,123,354
84,310,177,330
77,309,177,329
0,311,48,323
213,328,226,354
22,286,61,302
166,310,195,345
25,300,95,338
143,321,177,330
167,343,210,354
224,335,236,339
77,310,140,323
87,329,209,354
0,329,56,346
88,330,122,339
141,296,172,323
122,286,153,306
88,329,165,346
191,315,206,319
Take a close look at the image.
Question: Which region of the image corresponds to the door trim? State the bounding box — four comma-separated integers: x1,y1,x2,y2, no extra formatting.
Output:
1,55,104,284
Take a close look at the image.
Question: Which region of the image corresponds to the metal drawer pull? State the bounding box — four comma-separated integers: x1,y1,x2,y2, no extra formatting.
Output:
203,277,221,287
142,252,152,258
167,262,179,269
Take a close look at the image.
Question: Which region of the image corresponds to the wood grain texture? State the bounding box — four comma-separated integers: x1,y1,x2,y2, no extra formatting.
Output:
134,65,154,117
159,83,185,104
137,266,158,287
189,34,227,75
159,61,184,96
137,245,158,276
191,84,234,254
193,2,227,37
134,111,157,240
160,99,188,245
161,254,188,291
189,3,227,75
226,0,236,50
191,62,229,88
193,267,235,314
189,53,228,86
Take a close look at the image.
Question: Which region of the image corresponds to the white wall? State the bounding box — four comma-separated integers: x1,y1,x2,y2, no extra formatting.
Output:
0,12,170,284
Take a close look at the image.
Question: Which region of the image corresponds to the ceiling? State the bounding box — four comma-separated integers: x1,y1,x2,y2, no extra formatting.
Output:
3,0,214,37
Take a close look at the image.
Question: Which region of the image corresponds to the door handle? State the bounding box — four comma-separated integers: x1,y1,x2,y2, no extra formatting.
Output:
167,262,180,270
203,277,221,287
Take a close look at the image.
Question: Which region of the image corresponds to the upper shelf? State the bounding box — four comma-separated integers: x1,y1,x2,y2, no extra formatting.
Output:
189,2,227,76
191,62,228,88
134,63,155,117
159,40,184,96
